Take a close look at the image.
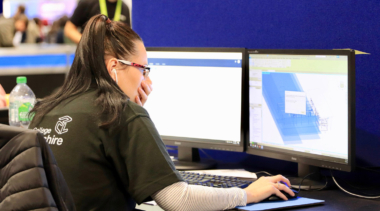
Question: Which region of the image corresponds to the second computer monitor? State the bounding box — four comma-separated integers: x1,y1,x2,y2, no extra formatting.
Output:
145,48,246,154
247,49,355,174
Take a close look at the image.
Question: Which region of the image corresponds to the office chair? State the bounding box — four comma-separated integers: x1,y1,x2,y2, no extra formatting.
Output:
0,124,75,211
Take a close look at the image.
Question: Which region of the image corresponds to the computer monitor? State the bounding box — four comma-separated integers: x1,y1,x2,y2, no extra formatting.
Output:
246,49,355,188
145,47,247,170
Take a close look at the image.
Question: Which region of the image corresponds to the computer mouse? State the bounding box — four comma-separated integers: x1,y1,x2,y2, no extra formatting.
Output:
264,188,299,201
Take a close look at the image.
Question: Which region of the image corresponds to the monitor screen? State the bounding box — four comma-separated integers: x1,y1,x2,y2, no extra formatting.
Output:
247,49,355,172
145,48,245,152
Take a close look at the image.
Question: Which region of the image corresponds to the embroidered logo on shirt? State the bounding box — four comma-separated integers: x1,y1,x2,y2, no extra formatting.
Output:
55,116,72,134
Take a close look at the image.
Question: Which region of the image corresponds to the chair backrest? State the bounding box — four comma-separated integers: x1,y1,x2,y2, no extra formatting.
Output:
0,124,75,211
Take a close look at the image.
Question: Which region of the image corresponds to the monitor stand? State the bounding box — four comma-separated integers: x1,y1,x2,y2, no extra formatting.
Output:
289,163,326,190
173,147,216,170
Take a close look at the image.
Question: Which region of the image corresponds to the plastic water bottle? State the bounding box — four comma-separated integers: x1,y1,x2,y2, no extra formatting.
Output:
9,76,36,128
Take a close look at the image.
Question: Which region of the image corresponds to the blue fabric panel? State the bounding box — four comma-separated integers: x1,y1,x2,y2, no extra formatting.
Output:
262,73,320,144
69,54,75,65
0,54,67,67
133,0,380,166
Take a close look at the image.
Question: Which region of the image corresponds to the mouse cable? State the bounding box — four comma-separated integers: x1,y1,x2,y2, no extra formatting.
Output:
253,171,273,176
330,170,380,199
298,171,328,192
298,172,317,192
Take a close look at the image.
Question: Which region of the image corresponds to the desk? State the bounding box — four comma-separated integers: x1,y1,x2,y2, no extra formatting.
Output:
135,188,380,210
0,44,76,98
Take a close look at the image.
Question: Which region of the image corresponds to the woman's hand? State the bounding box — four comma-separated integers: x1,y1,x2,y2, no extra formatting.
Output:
244,175,295,204
135,77,153,106
0,84,7,108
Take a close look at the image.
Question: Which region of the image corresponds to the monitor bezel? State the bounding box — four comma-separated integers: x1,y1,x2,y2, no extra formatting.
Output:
245,49,356,172
146,47,247,152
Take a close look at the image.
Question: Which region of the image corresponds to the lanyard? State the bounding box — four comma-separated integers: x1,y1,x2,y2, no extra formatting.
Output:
99,0,122,21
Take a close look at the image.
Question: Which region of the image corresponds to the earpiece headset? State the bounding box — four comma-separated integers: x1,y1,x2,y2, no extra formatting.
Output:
112,69,118,84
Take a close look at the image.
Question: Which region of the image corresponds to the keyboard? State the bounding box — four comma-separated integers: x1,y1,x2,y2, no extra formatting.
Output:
179,171,254,188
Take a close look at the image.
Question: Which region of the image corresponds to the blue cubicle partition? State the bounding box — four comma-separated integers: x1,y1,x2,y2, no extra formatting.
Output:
0,54,67,68
0,44,76,71
133,0,380,172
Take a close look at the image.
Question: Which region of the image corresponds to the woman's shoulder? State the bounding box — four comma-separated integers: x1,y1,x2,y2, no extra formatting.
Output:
52,89,99,113
109,101,152,133
124,100,150,118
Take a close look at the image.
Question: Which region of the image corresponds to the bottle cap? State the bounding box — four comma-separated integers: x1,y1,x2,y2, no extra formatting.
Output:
16,76,27,84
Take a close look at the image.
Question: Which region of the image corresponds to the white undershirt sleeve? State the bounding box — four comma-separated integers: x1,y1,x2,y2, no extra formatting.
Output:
12,31,23,47
151,181,247,211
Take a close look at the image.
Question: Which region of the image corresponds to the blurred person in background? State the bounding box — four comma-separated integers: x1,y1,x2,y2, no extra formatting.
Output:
56,16,69,44
25,17,40,43
46,16,69,44
33,18,44,43
65,0,131,44
13,4,40,44
0,14,29,47
12,5,28,43
46,20,60,43
0,84,6,108
14,5,26,17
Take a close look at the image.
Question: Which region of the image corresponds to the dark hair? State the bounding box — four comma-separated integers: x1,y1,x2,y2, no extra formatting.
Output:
33,17,41,25
31,14,142,129
58,15,69,28
14,14,29,29
17,5,25,14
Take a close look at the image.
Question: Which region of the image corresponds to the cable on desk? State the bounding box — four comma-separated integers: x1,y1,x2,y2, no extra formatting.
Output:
253,171,273,176
298,171,328,192
330,169,380,199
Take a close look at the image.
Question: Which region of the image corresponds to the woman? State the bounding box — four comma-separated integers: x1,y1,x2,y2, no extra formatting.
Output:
0,84,6,108
30,14,294,211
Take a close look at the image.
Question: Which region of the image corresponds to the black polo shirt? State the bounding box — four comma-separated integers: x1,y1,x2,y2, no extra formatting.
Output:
30,89,182,210
71,0,131,29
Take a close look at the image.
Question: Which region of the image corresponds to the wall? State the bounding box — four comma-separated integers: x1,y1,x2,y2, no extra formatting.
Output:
133,0,380,176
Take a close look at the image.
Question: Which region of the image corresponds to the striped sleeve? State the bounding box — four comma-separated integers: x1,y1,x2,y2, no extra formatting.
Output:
151,181,247,211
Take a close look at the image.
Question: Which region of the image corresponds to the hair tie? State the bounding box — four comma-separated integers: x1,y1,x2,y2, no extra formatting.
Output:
102,15,112,24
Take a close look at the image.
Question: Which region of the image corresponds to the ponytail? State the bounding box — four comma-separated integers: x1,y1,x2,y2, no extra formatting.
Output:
31,14,143,129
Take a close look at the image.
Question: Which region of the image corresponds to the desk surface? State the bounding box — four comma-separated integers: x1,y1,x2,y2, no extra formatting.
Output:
136,188,380,211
